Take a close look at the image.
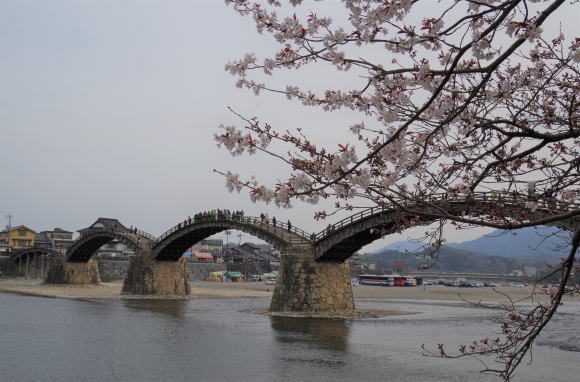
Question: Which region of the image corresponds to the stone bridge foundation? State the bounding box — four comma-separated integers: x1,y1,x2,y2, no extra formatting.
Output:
122,253,190,296
270,244,354,313
45,255,101,285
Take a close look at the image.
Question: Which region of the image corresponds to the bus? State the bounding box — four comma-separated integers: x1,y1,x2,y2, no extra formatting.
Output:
394,276,417,286
358,274,395,286
394,276,406,286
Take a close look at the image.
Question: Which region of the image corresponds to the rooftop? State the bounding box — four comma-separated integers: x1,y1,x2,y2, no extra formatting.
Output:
1,225,35,233
79,218,129,232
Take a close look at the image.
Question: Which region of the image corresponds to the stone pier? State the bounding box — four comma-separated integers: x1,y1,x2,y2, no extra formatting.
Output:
270,244,354,313
45,255,101,285
122,252,190,296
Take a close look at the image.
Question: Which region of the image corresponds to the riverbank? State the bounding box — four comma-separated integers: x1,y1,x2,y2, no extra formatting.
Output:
0,278,573,303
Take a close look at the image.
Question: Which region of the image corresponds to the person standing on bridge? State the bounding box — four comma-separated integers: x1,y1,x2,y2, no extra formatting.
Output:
260,213,265,223
272,216,276,226
287,220,292,232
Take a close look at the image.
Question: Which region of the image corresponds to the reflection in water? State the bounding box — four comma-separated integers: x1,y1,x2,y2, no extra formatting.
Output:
270,316,350,352
122,299,187,317
270,316,352,379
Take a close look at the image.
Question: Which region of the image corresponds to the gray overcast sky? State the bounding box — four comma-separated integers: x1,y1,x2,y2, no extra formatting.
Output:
1,1,576,251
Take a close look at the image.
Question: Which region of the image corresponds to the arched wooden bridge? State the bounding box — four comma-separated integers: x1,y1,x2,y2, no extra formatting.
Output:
60,191,578,264
66,227,155,262
152,214,311,261
14,191,576,311
312,192,579,262
10,247,61,262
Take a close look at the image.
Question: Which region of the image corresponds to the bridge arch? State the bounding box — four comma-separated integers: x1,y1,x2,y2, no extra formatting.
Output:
11,247,59,263
313,193,579,262
66,228,149,262
152,214,311,261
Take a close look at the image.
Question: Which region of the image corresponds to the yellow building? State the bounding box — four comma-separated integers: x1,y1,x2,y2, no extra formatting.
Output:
0,225,36,249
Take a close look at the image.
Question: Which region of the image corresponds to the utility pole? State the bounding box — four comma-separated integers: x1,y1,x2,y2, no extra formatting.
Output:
4,213,14,257
224,231,231,251
5,213,13,231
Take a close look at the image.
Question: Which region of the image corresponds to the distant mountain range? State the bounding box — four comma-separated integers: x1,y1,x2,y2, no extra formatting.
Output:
373,226,572,258
361,246,549,274
362,226,574,274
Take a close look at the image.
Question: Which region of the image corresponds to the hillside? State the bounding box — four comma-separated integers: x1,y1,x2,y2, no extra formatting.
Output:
361,245,551,274
447,226,571,257
372,226,571,258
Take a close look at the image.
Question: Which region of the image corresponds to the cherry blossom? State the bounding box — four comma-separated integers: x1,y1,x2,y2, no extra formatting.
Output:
215,1,579,378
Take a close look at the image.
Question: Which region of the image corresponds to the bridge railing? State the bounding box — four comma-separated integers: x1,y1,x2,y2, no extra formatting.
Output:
80,226,156,242
153,213,312,247
313,191,579,241
133,228,156,242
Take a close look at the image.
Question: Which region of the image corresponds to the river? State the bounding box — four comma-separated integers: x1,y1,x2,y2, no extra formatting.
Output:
0,292,578,382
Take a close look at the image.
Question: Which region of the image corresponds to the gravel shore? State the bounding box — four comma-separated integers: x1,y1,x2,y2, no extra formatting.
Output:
0,278,574,303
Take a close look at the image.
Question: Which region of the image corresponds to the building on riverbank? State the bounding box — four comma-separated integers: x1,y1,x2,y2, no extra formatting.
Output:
189,239,223,253
222,244,279,267
0,225,35,249
38,228,74,250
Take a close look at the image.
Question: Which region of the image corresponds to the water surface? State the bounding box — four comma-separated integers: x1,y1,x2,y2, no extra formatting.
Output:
0,293,578,382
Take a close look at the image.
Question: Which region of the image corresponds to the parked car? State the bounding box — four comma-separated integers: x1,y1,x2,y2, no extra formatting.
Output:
509,282,526,288
484,282,498,287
